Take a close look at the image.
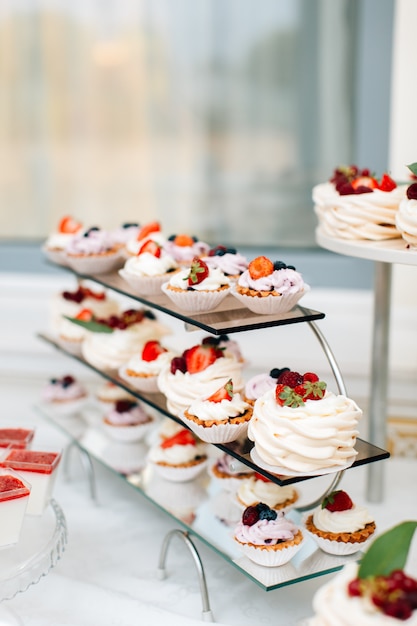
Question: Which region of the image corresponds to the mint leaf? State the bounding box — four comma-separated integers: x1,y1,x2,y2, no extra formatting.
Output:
63,316,113,334
358,520,417,579
407,162,417,177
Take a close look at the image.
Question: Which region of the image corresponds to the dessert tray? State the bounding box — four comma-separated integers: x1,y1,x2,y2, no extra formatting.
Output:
0,499,67,601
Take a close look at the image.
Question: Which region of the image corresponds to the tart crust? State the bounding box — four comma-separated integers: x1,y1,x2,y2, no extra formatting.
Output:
183,407,253,429
234,529,304,551
304,514,376,544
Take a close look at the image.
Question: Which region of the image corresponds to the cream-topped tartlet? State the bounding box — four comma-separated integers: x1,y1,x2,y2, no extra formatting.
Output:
148,428,208,482
42,215,84,265
236,473,299,512
119,339,176,392
119,239,179,296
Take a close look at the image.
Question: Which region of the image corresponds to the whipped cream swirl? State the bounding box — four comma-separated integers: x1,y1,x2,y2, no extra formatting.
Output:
187,393,250,423
166,266,230,291
237,476,296,508
312,504,374,534
123,251,178,277
237,267,306,294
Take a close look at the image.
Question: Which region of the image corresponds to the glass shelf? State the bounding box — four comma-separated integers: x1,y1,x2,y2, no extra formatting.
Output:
36,403,363,592
37,332,390,488
58,266,325,335
0,499,67,602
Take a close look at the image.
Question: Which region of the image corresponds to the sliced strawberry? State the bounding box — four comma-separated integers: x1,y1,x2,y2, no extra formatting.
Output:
184,344,220,374
75,308,93,321
138,239,161,257
161,428,196,448
174,234,195,247
206,379,233,402
58,215,82,234
351,176,378,191
187,257,209,286
248,256,274,280
322,490,353,512
254,472,271,483
82,287,105,301
378,173,397,192
277,370,303,388
136,221,161,241
141,340,167,362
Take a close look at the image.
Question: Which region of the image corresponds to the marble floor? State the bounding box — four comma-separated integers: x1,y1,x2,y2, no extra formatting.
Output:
1,376,416,626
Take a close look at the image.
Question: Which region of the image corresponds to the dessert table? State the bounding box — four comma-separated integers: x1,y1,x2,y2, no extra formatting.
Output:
316,228,417,502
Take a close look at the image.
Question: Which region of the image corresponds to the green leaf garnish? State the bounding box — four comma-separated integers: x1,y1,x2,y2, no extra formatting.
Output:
358,520,417,579
63,316,113,333
407,162,417,177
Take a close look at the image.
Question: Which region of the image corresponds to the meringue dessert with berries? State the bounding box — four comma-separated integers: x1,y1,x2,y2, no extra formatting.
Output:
119,237,179,296
231,256,308,315
41,375,88,415
124,221,167,256
248,369,362,474
305,521,417,625
42,215,83,265
236,473,299,512
164,233,210,265
234,503,304,567
396,162,417,249
201,244,249,280
161,256,231,312
182,379,253,443
244,366,291,405
148,428,208,482
313,165,406,240
157,336,245,418
102,399,154,442
119,339,175,392
304,489,376,555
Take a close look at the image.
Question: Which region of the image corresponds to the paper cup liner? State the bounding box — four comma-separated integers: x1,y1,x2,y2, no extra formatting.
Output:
151,459,208,483
181,413,249,444
230,285,308,315
118,365,159,393
235,536,304,567
119,268,171,296
42,245,69,266
161,282,231,312
65,250,123,275
304,528,371,556
103,416,155,443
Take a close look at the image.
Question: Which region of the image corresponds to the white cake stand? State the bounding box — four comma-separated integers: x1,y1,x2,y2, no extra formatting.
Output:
0,499,67,624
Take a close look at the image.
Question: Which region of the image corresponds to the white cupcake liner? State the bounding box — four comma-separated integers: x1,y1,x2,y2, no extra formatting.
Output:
161,282,231,313
151,459,208,483
230,285,308,315
119,268,172,296
235,536,304,567
65,250,123,275
44,396,89,417
118,365,159,393
304,528,372,556
41,245,69,266
102,415,155,443
180,413,249,444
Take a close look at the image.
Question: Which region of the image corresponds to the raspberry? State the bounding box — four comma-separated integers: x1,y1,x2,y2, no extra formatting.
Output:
242,506,260,526
407,182,417,200
277,370,303,388
170,357,187,374
302,372,319,383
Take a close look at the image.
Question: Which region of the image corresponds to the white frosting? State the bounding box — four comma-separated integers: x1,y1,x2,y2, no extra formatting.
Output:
149,441,207,465
45,232,77,250
313,182,406,241
50,293,119,339
237,267,306,294
307,562,417,626
248,388,362,473
82,318,171,370
187,393,250,423
237,476,296,508
157,357,245,417
122,251,178,277
125,232,168,256
396,198,417,247
166,266,230,292
96,382,135,403
125,350,174,376
312,504,374,534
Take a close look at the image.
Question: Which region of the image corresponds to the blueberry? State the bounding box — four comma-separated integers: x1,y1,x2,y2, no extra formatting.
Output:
144,310,156,320
287,264,296,270
274,261,287,270
122,222,139,228
226,247,237,254
270,367,289,379
257,503,277,521
168,234,176,241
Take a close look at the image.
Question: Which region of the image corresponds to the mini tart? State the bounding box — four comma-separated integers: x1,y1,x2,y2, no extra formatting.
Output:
235,529,304,567
152,455,208,482
304,514,376,555
182,406,253,444
183,406,252,428
231,283,307,315
161,282,230,313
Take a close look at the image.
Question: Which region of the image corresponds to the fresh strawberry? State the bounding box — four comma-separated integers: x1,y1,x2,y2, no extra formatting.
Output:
302,372,319,383
141,340,167,362
82,287,106,301
378,173,397,192
138,239,161,257
184,344,221,374
301,379,327,401
187,257,209,286
206,379,233,402
58,215,82,234
75,308,93,321
248,256,274,280
275,384,304,408
174,234,195,247
277,370,303,388
161,429,196,448
254,472,271,483
136,221,161,241
322,490,353,512
351,176,378,191
115,400,136,413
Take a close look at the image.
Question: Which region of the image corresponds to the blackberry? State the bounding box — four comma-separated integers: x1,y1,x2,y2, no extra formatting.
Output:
256,503,277,521
269,367,289,379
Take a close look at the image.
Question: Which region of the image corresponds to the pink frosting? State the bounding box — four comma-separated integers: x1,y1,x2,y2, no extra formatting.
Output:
203,252,248,276
164,239,210,263
105,403,149,426
245,373,277,401
238,268,305,294
66,229,116,255
235,511,298,546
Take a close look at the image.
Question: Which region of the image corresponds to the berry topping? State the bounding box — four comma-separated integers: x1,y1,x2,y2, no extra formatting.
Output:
242,505,260,526
61,375,75,387
138,239,161,257
161,428,196,449
254,472,271,483
141,340,167,362
330,165,397,195
184,343,223,374
173,234,195,247
256,502,278,521
114,400,137,413
187,257,210,286
277,370,303,388
273,261,296,271
58,215,82,234
406,182,417,200
378,173,397,192
75,308,93,321
136,221,161,241
351,176,378,191
275,371,326,407
322,489,353,512
269,367,290,379
248,256,274,280
122,222,139,228
347,570,417,620
170,356,187,374
208,245,237,256
206,379,233,402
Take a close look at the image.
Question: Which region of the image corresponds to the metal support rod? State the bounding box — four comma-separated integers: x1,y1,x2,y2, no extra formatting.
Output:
366,261,392,503
63,440,97,502
157,529,214,622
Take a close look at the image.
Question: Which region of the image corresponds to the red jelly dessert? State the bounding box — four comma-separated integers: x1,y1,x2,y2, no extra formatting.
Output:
0,428,35,449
